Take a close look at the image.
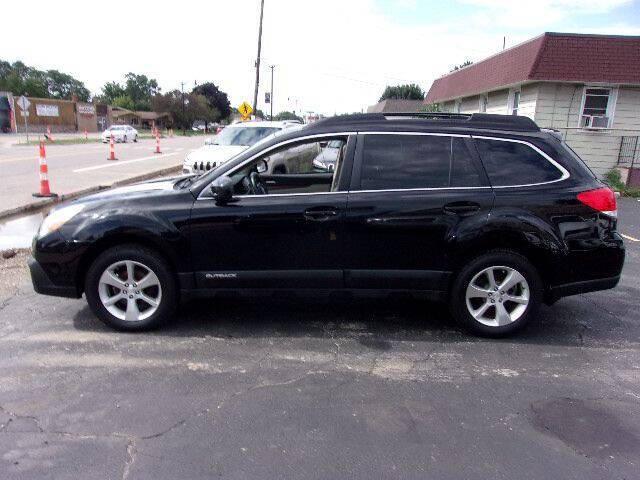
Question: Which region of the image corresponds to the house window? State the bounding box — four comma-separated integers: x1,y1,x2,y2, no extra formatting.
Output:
510,90,520,116
479,94,488,113
580,87,615,129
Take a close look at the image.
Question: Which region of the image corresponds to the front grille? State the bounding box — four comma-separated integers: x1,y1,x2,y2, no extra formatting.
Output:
193,161,217,173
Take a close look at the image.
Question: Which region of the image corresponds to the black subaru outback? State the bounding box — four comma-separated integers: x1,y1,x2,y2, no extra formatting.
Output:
29,113,625,336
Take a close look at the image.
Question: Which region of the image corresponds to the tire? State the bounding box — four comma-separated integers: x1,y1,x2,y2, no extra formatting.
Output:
85,244,178,331
123,135,128,143
449,250,542,337
133,135,138,143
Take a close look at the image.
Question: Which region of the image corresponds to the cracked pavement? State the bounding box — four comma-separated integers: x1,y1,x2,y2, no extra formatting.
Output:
0,199,639,479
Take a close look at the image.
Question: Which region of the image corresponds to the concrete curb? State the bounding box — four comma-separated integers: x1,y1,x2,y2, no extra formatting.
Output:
0,165,183,222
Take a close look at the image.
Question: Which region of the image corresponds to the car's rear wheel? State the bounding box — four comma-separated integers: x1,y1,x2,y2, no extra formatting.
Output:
133,135,138,143
450,250,542,336
85,245,177,331
123,135,128,143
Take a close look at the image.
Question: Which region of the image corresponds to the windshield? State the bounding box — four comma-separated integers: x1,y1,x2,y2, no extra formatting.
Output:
211,126,280,147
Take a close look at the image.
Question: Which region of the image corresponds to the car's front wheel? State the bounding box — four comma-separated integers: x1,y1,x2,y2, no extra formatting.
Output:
85,245,177,331
133,135,138,143
450,250,542,337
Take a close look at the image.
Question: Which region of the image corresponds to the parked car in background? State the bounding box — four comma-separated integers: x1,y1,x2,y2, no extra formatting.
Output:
183,121,298,174
30,113,624,336
101,125,138,143
312,139,344,172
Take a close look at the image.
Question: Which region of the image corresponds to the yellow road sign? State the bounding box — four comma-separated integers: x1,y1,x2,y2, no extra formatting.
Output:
238,101,253,118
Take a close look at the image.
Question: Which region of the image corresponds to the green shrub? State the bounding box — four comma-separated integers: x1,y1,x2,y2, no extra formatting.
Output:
604,169,640,198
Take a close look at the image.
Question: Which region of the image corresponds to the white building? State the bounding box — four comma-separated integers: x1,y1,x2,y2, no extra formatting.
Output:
425,32,640,182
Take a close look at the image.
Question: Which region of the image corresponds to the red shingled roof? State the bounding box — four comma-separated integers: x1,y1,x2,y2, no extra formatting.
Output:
425,32,640,103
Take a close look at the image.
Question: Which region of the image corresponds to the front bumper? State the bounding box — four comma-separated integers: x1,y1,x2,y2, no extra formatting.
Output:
28,256,81,298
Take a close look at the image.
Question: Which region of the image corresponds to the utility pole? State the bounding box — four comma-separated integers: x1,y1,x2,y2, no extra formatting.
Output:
252,0,265,116
269,65,275,120
181,81,186,136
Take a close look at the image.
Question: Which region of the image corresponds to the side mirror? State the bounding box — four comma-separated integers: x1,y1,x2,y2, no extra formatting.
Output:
210,176,235,205
256,159,268,174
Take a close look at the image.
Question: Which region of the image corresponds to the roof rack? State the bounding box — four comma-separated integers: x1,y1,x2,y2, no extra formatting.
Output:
311,112,540,132
384,112,472,120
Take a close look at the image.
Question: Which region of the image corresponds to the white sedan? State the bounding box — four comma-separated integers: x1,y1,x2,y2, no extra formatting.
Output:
101,125,138,143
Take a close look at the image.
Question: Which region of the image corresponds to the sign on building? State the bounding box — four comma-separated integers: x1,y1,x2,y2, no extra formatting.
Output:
36,104,60,117
77,103,96,116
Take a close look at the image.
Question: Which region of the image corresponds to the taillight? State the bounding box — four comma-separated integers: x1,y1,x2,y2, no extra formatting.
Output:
577,187,617,217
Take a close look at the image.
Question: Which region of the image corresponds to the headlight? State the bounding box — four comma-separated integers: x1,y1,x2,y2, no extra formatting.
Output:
38,204,85,237
313,158,327,169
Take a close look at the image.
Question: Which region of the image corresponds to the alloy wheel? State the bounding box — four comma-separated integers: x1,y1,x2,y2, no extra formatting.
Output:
465,265,529,327
98,260,162,321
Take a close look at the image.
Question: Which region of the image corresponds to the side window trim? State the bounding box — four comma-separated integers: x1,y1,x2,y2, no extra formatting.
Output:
349,131,491,193
471,135,570,188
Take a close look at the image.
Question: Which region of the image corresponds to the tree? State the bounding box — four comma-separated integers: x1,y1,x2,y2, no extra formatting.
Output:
274,111,303,122
0,59,89,100
112,95,135,111
98,82,126,104
98,73,160,111
450,60,473,72
192,82,231,120
379,83,425,102
46,70,90,101
152,91,218,129
124,73,159,111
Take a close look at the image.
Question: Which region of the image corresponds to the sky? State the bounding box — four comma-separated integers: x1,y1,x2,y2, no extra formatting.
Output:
3,0,640,115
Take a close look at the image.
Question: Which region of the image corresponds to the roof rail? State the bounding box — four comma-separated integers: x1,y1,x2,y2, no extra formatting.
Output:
310,112,540,132
384,112,472,120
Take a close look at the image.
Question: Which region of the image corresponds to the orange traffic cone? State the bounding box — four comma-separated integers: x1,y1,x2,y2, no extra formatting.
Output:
32,141,58,198
154,130,162,154
108,133,117,160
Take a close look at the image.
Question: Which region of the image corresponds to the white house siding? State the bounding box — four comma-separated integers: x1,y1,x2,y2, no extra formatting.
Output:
441,100,455,112
518,84,538,119
460,96,480,114
534,83,640,176
486,89,509,115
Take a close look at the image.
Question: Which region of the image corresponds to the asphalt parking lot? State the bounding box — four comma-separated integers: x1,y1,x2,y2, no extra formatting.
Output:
0,199,638,479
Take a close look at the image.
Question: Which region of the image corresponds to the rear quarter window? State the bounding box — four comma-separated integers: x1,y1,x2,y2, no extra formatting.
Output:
474,138,565,186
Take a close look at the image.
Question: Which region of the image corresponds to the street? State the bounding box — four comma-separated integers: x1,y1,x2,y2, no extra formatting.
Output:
0,136,203,216
0,199,638,479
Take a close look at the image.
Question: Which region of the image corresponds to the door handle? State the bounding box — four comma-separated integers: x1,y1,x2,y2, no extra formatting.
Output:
442,202,481,215
304,207,339,222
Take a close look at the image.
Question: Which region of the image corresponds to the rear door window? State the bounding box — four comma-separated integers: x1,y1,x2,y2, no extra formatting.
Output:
474,138,564,186
358,134,484,190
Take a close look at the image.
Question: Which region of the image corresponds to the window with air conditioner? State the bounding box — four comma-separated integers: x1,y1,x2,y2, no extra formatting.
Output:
580,87,615,129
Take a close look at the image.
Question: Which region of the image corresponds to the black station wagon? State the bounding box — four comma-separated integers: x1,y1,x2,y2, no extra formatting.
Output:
29,113,625,336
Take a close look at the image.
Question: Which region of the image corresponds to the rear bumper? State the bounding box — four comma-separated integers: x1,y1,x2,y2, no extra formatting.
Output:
546,275,621,304
28,256,81,298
